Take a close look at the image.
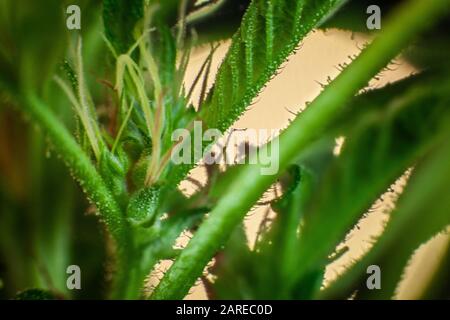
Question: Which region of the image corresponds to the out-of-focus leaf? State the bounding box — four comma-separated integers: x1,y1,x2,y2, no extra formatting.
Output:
291,76,450,289
103,0,144,54
186,0,251,45
212,74,450,300
321,127,450,299
209,224,252,299
14,288,57,300
213,139,334,299
319,0,450,71
0,0,67,91
320,0,399,33
418,240,450,299
155,25,177,89
0,47,17,94
404,21,450,70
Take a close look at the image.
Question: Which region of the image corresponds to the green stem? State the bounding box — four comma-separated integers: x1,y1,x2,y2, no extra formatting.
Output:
151,0,450,299
23,94,133,298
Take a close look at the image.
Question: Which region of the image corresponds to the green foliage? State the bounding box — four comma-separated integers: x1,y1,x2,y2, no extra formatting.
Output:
291,76,450,288
15,289,57,300
168,0,346,184
320,0,399,32
322,129,450,299
0,0,67,92
0,0,449,301
103,0,144,54
151,0,450,299
212,75,450,300
201,0,345,132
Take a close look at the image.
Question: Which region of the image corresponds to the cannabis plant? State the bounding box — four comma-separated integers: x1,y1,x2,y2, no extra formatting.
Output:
0,0,449,300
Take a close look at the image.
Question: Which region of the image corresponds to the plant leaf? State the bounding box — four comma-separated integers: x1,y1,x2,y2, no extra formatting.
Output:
103,0,144,54
168,0,347,185
321,126,450,299
292,76,450,290
200,0,346,132
15,289,57,300
0,0,67,91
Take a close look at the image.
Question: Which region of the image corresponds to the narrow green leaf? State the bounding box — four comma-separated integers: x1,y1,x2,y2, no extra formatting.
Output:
200,0,346,132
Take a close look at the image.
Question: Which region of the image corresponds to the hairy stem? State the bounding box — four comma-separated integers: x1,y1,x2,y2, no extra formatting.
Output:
22,94,133,298
151,0,450,299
